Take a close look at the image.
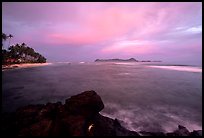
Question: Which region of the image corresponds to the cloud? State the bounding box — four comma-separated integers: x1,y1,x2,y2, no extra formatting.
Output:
185,26,202,34
2,2,202,64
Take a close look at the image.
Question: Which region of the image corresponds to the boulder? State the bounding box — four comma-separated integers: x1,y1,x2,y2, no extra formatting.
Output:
90,113,139,136
167,125,192,136
65,90,104,117
173,125,191,136
18,118,53,136
190,130,202,136
1,90,202,136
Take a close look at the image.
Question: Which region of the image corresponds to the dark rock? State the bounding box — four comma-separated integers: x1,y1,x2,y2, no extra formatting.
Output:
1,112,17,136
15,104,44,119
18,118,53,136
91,113,139,136
139,131,166,136
190,130,202,136
38,102,62,119
178,125,186,129
114,118,121,127
61,115,86,136
15,104,44,128
65,90,104,117
91,113,116,136
166,132,176,136
173,125,191,136
1,90,202,136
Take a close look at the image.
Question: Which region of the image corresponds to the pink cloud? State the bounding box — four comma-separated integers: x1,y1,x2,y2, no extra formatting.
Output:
2,2,202,64
101,40,164,55
45,7,142,45
39,2,201,47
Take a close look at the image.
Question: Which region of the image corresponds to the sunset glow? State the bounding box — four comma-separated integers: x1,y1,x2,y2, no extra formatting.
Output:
2,2,202,65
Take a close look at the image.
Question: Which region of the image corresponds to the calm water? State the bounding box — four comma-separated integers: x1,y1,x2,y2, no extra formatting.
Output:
2,62,202,132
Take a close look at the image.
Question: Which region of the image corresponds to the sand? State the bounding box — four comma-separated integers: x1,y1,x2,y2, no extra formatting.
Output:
2,63,52,71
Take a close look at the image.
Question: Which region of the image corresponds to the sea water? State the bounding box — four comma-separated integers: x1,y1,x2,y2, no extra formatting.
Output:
2,62,202,132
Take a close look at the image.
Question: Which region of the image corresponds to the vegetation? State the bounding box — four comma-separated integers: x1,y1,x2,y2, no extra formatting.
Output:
2,33,46,65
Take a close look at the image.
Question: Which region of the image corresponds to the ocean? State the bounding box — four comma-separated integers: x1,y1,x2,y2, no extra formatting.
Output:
2,62,202,132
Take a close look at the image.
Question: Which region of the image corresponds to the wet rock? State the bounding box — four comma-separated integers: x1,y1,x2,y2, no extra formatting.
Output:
166,125,193,136
1,90,202,136
15,104,44,128
91,113,116,136
173,125,191,136
15,104,44,119
190,130,202,136
91,113,139,136
65,90,104,117
1,112,17,136
38,102,62,120
139,131,166,136
18,118,53,136
61,115,86,136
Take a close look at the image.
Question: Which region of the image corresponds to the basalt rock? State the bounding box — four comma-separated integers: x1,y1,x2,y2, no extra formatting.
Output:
1,91,105,136
1,90,202,136
190,130,202,136
65,90,104,117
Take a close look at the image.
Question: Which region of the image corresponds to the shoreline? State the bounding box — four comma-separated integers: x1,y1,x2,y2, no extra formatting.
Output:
1,91,202,136
2,63,52,71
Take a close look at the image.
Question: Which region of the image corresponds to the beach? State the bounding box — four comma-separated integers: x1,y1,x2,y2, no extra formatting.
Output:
2,63,52,71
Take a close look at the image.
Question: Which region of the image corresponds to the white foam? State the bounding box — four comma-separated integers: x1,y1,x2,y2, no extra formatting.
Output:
100,103,140,131
101,103,202,133
56,61,70,64
163,113,202,132
118,73,130,75
114,62,137,65
100,109,137,131
148,65,202,73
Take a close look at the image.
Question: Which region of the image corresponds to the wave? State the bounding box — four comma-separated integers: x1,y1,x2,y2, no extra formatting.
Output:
100,103,202,133
114,62,137,65
56,62,71,64
163,113,202,132
148,65,202,73
117,73,131,75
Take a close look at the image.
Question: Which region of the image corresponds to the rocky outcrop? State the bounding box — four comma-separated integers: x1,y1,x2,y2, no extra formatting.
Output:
1,90,202,136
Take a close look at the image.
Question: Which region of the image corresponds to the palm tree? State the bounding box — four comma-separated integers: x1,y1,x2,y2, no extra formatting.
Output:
2,33,7,41
21,43,26,46
7,34,13,48
2,33,8,49
20,43,27,62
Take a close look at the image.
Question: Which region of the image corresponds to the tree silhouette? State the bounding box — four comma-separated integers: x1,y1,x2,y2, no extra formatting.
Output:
2,32,46,64
2,33,7,41
2,33,8,49
7,34,13,48
7,43,46,63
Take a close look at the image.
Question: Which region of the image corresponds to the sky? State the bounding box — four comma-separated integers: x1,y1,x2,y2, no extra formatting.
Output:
2,2,202,65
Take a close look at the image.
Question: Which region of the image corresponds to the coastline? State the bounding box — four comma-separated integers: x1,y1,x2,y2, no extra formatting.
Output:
2,63,52,71
1,91,202,136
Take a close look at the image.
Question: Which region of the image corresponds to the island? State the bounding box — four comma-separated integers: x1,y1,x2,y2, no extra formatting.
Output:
95,58,161,62
95,58,138,62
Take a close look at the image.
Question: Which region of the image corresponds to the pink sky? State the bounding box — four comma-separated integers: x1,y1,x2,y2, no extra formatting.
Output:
2,2,202,65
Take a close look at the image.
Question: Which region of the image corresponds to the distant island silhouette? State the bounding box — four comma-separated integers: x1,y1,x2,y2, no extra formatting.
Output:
95,58,161,62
